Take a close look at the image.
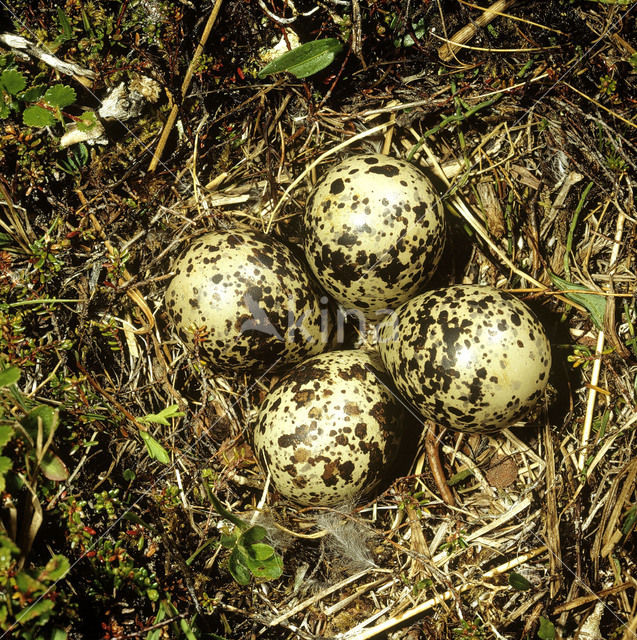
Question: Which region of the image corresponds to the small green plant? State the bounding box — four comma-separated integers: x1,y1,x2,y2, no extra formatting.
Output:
0,366,69,491
0,532,71,639
549,272,606,330
57,142,89,176
508,571,533,591
598,73,617,97
538,616,556,640
137,404,185,464
0,365,72,638
194,491,283,585
606,149,627,173
0,56,97,137
439,529,468,554
386,13,427,47
453,617,487,640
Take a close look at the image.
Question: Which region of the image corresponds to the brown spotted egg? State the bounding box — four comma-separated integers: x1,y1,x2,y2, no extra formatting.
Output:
165,228,328,372
253,350,404,506
378,285,552,433
304,154,445,318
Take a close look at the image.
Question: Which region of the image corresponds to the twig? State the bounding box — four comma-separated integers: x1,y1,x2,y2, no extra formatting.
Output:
148,0,224,171
110,615,185,639
424,423,456,507
438,0,518,62
564,82,637,131
543,423,562,597
0,32,95,85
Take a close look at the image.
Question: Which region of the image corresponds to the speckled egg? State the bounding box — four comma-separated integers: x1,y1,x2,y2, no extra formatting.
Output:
253,350,404,506
165,228,329,372
378,285,552,433
304,154,445,318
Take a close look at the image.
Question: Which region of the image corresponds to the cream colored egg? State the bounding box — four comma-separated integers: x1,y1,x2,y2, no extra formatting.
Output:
378,285,552,433
253,350,404,506
165,228,329,372
304,154,445,319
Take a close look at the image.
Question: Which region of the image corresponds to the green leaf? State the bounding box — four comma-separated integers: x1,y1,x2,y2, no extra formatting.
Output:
447,467,474,486
139,404,185,426
621,504,637,535
220,532,239,549
0,455,11,492
22,405,56,440
0,68,27,95
0,365,20,387
0,53,16,70
179,616,198,640
77,110,98,132
0,455,13,475
139,430,170,464
208,491,248,530
550,272,607,329
228,547,252,585
239,525,267,547
258,38,344,79
244,542,276,562
19,84,47,102
244,551,283,580
23,105,56,127
39,554,70,582
44,84,76,109
508,571,533,591
50,629,68,640
393,18,426,47
15,599,54,624
538,616,556,640
16,569,45,595
40,451,69,481
0,102,10,119
57,6,73,41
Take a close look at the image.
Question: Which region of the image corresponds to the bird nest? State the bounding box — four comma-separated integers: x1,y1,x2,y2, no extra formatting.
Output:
0,1,635,639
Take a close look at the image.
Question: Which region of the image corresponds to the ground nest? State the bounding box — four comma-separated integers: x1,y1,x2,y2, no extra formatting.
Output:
0,1,636,639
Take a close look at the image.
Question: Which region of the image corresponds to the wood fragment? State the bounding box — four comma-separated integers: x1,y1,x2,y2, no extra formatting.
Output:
552,582,635,615
543,423,562,597
438,0,517,62
424,423,456,507
148,0,225,171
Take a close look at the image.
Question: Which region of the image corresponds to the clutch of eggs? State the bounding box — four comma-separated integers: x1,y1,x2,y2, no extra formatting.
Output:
304,154,446,319
378,285,552,433
165,228,329,372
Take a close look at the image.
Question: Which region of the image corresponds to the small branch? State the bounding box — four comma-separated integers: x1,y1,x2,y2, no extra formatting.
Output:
437,0,517,62
148,0,224,171
424,422,456,507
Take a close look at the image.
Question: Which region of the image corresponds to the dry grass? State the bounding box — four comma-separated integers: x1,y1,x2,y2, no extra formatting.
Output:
1,0,636,638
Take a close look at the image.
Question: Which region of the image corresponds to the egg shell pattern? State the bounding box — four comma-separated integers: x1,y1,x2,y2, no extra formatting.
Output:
378,285,552,433
253,350,404,506
165,229,328,372
304,154,445,318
